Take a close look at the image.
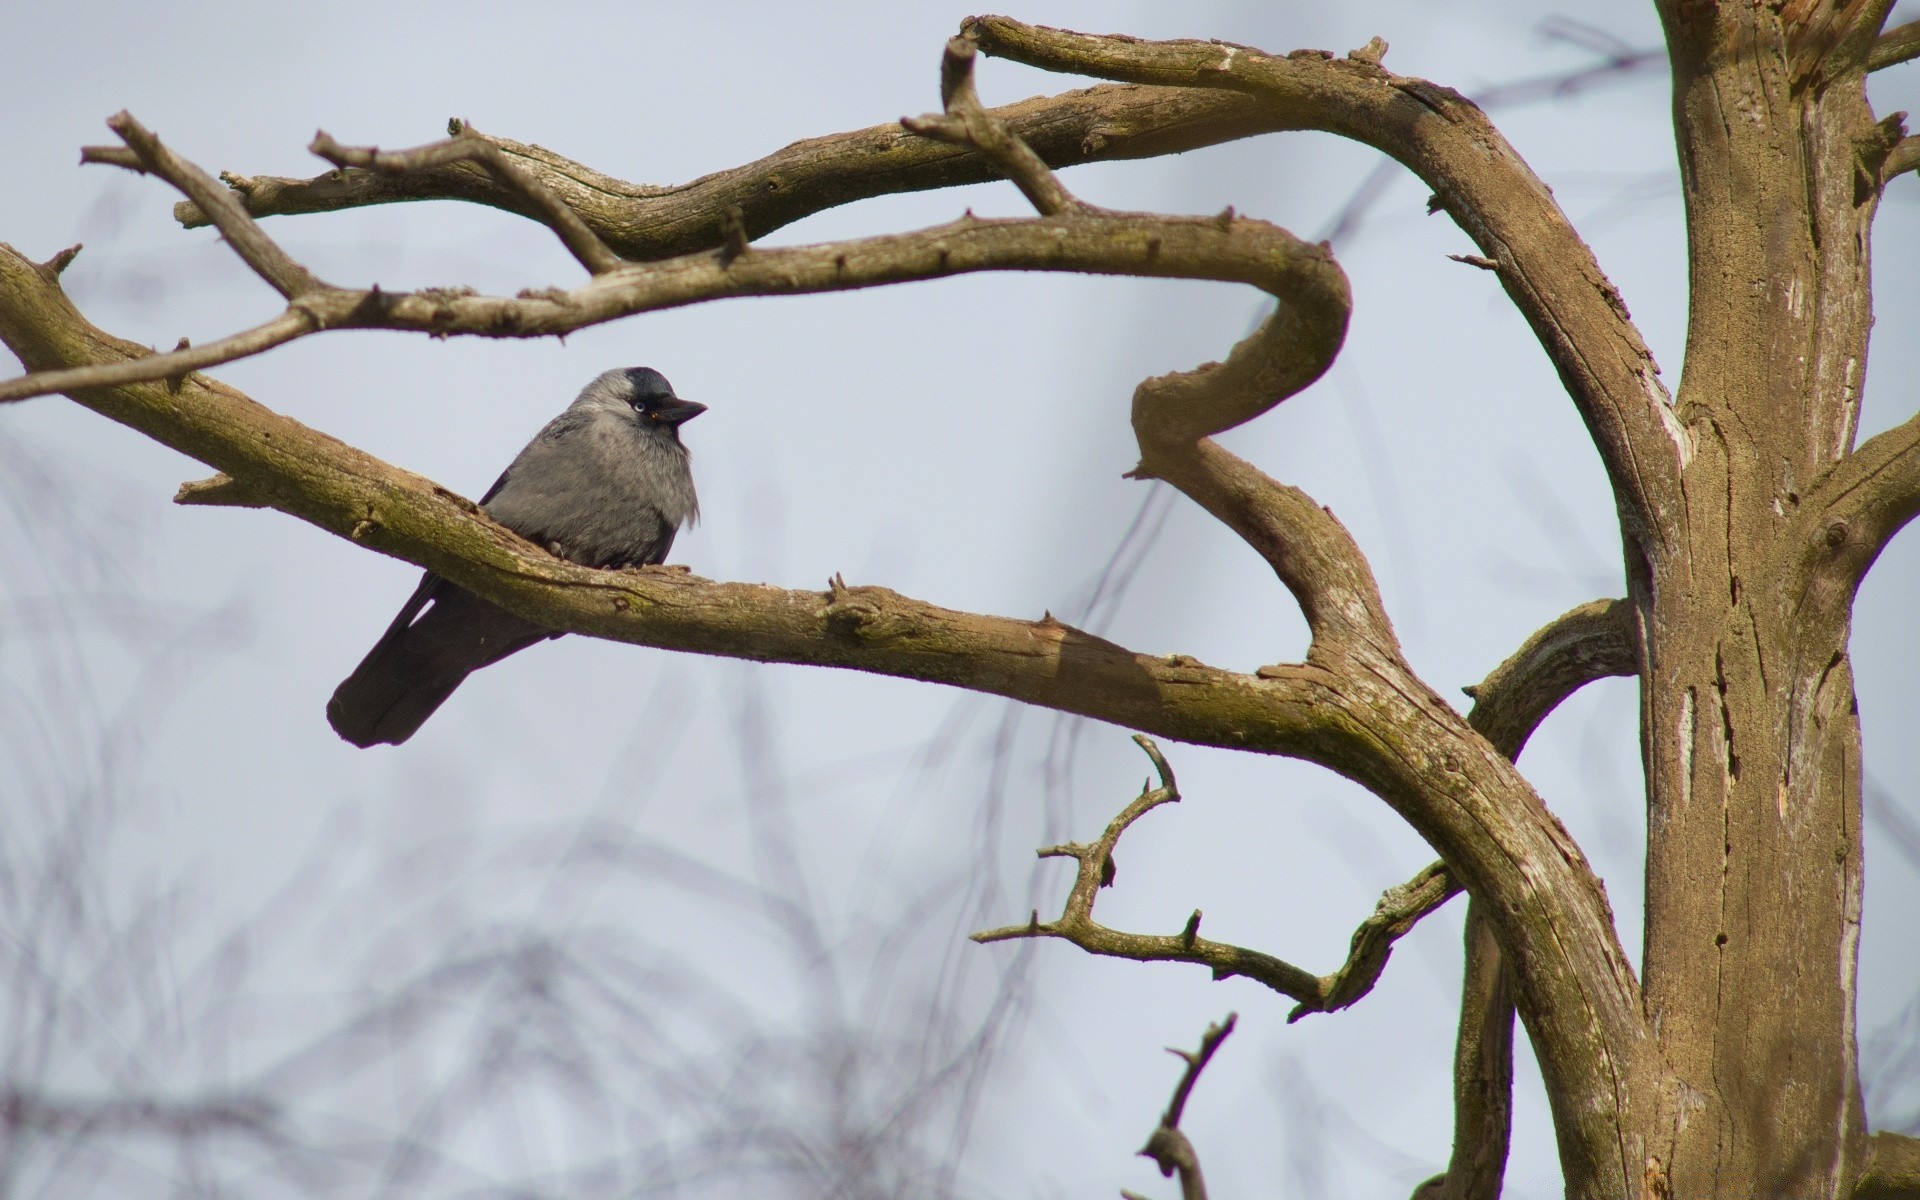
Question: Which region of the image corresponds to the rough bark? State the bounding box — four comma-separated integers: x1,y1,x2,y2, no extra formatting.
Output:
1640,3,1894,1195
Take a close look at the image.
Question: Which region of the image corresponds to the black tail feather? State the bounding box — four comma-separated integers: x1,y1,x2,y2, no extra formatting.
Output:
327,575,554,747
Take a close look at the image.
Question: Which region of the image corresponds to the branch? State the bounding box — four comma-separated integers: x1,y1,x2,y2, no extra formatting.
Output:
963,16,1687,570
1871,19,1920,70
1462,597,1637,759
0,113,1346,406
1858,1132,1920,1199
1409,597,1636,1199
902,37,1081,216
82,111,324,299
1122,1014,1237,1200
170,85,1288,259
0,243,1367,760
1799,406,1920,594
1886,137,1920,182
4,39,1651,1152
310,122,623,275
975,594,1636,1026
0,1088,279,1139
1416,899,1518,1200
900,32,1393,658
972,737,1455,1016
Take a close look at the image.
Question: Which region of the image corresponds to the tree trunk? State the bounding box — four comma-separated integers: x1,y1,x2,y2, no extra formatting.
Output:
1640,4,1886,1193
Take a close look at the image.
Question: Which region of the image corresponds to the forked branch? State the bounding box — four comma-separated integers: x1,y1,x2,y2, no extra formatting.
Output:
311,122,624,275
902,37,1081,216
972,737,1459,1020
0,28,1652,1169
81,111,324,300
172,85,1287,260
1121,1014,1238,1200
1,113,1346,407
963,15,1688,566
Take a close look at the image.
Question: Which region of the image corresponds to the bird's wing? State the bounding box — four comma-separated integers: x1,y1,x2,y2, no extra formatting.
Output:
479,408,593,511
478,467,514,507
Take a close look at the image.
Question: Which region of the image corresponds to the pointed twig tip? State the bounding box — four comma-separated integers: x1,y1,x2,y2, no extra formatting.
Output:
43,244,83,277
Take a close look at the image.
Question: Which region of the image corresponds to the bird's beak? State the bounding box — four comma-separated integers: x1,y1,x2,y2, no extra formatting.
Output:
653,397,707,425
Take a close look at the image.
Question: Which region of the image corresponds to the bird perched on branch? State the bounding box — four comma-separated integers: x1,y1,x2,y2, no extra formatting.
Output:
327,367,704,747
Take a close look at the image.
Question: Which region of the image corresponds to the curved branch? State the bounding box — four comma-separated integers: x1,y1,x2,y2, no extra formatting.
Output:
896,41,1385,656
1799,407,1920,593
963,16,1686,571
1463,597,1638,759
1427,596,1637,1200
971,737,1459,1018
171,84,1284,259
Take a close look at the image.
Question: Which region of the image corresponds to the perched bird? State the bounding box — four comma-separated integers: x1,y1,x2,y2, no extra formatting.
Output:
327,367,704,747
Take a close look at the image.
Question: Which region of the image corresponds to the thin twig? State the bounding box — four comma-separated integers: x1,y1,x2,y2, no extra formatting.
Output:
311,124,623,275
84,111,324,299
0,310,315,405
1126,1014,1236,1200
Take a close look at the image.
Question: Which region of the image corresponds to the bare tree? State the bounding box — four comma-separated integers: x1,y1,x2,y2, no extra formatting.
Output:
3,7,1920,1198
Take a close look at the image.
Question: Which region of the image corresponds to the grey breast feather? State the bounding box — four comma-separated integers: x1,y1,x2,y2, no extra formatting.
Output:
482,402,698,570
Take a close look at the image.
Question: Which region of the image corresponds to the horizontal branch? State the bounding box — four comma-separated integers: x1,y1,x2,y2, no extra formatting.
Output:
0,243,1358,759
1886,136,1920,182
0,1088,278,1138
1871,19,1920,71
311,123,623,275
171,85,1284,259
963,16,1687,571
2,159,1348,405
0,308,315,406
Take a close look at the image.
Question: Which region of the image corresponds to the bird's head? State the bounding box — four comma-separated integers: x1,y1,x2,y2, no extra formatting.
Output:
618,367,706,432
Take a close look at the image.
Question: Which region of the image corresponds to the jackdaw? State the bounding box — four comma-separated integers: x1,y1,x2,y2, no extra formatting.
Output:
327,366,704,747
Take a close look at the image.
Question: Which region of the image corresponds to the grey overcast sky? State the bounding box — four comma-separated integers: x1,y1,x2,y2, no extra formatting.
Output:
3,2,1918,1197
